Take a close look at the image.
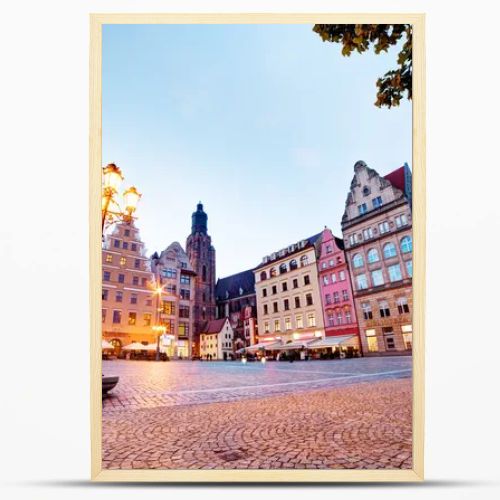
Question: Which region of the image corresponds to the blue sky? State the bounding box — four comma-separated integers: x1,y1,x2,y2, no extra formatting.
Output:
103,24,412,278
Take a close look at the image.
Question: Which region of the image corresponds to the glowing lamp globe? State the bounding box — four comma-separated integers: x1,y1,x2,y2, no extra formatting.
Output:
123,186,141,215
102,163,123,192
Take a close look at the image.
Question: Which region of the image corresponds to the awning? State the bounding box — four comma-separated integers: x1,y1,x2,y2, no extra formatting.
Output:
122,342,150,350
102,339,114,350
275,339,317,351
307,335,355,349
243,341,283,353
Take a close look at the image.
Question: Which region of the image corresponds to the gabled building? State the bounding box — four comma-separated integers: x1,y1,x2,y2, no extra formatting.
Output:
199,318,234,360
254,234,325,346
101,221,155,350
150,241,196,359
341,161,413,356
215,269,257,350
317,227,361,347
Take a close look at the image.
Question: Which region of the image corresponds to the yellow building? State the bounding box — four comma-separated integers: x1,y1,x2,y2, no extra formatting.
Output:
254,235,325,349
102,221,156,351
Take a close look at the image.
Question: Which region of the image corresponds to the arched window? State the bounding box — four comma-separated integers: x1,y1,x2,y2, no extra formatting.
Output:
260,271,267,281
289,259,298,270
352,253,364,268
270,267,277,277
202,265,207,282
300,255,309,267
279,263,287,274
367,248,380,264
400,236,413,254
383,242,397,259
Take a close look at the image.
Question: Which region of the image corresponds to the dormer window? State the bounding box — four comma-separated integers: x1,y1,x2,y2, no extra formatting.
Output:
372,196,383,209
358,203,368,215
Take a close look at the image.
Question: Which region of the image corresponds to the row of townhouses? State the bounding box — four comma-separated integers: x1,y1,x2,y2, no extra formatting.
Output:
101,161,413,358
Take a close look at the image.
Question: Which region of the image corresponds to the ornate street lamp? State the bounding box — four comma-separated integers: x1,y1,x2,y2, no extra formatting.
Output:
102,163,141,234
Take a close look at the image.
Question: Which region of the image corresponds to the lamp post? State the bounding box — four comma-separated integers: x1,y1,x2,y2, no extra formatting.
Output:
102,163,141,235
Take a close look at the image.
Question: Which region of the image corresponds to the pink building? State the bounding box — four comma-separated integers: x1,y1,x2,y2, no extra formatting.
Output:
317,227,361,346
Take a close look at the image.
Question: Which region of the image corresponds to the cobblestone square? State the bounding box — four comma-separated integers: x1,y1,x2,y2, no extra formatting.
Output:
102,357,412,470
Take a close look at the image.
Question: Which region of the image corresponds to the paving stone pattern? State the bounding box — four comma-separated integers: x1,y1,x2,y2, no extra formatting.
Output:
102,358,412,470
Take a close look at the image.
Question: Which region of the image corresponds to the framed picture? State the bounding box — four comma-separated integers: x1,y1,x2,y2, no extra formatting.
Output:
90,13,425,482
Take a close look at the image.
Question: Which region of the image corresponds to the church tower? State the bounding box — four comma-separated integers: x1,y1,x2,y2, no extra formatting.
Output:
186,202,216,352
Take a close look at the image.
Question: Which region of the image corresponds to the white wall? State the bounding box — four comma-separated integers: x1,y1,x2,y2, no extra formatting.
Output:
1,1,500,499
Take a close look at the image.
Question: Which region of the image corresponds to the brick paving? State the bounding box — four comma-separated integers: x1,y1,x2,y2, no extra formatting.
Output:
102,358,412,470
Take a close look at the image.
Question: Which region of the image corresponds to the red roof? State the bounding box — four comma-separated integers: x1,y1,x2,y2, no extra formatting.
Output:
384,166,406,193
201,318,228,334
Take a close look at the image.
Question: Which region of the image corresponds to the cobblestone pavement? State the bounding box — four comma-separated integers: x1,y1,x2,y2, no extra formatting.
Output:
103,357,412,411
102,358,412,470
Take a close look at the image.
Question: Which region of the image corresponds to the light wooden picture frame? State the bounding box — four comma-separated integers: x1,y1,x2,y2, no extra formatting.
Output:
90,13,425,482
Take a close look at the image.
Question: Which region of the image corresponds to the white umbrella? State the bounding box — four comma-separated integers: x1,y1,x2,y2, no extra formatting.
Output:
144,343,158,351
102,339,114,350
122,342,148,350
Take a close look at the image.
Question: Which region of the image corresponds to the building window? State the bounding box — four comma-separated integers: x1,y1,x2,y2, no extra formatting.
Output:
162,268,177,279
333,291,340,304
132,276,139,286
402,324,413,349
202,265,207,282
105,254,113,263
305,293,313,306
163,301,176,315
112,310,121,324
273,302,278,313
307,313,316,327
103,271,111,282
146,298,152,307
262,288,267,297
356,274,368,290
143,313,152,326
329,259,334,267
400,236,413,254
383,242,397,259
304,275,310,286
327,312,335,326
388,264,403,282
102,289,108,301
115,291,123,303
336,312,343,324
367,248,379,263
348,233,358,246
263,304,268,315
322,275,329,286
342,289,349,301
379,221,390,234
372,196,383,209
371,269,384,287
264,321,270,333
113,239,120,248
279,263,287,274
141,277,147,286
284,299,290,311
122,242,128,250
300,255,309,267
118,274,125,283
325,294,332,305
363,228,373,241
179,323,189,337
406,260,413,277
352,253,364,268
260,271,267,281
272,285,277,295
331,273,336,283
131,243,137,252
293,278,298,289
270,267,277,277
339,271,346,281
397,297,410,314
130,293,138,305
102,309,106,323
365,329,378,352
395,214,408,228
274,319,281,332
180,275,191,285
296,315,303,328
295,296,301,308
285,317,291,330
179,306,190,318
290,259,298,270
322,262,327,270
358,203,368,215
345,310,352,323
128,312,137,326
180,289,190,300
379,300,391,318
362,302,372,320
282,282,288,292
326,245,332,254
383,327,395,349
